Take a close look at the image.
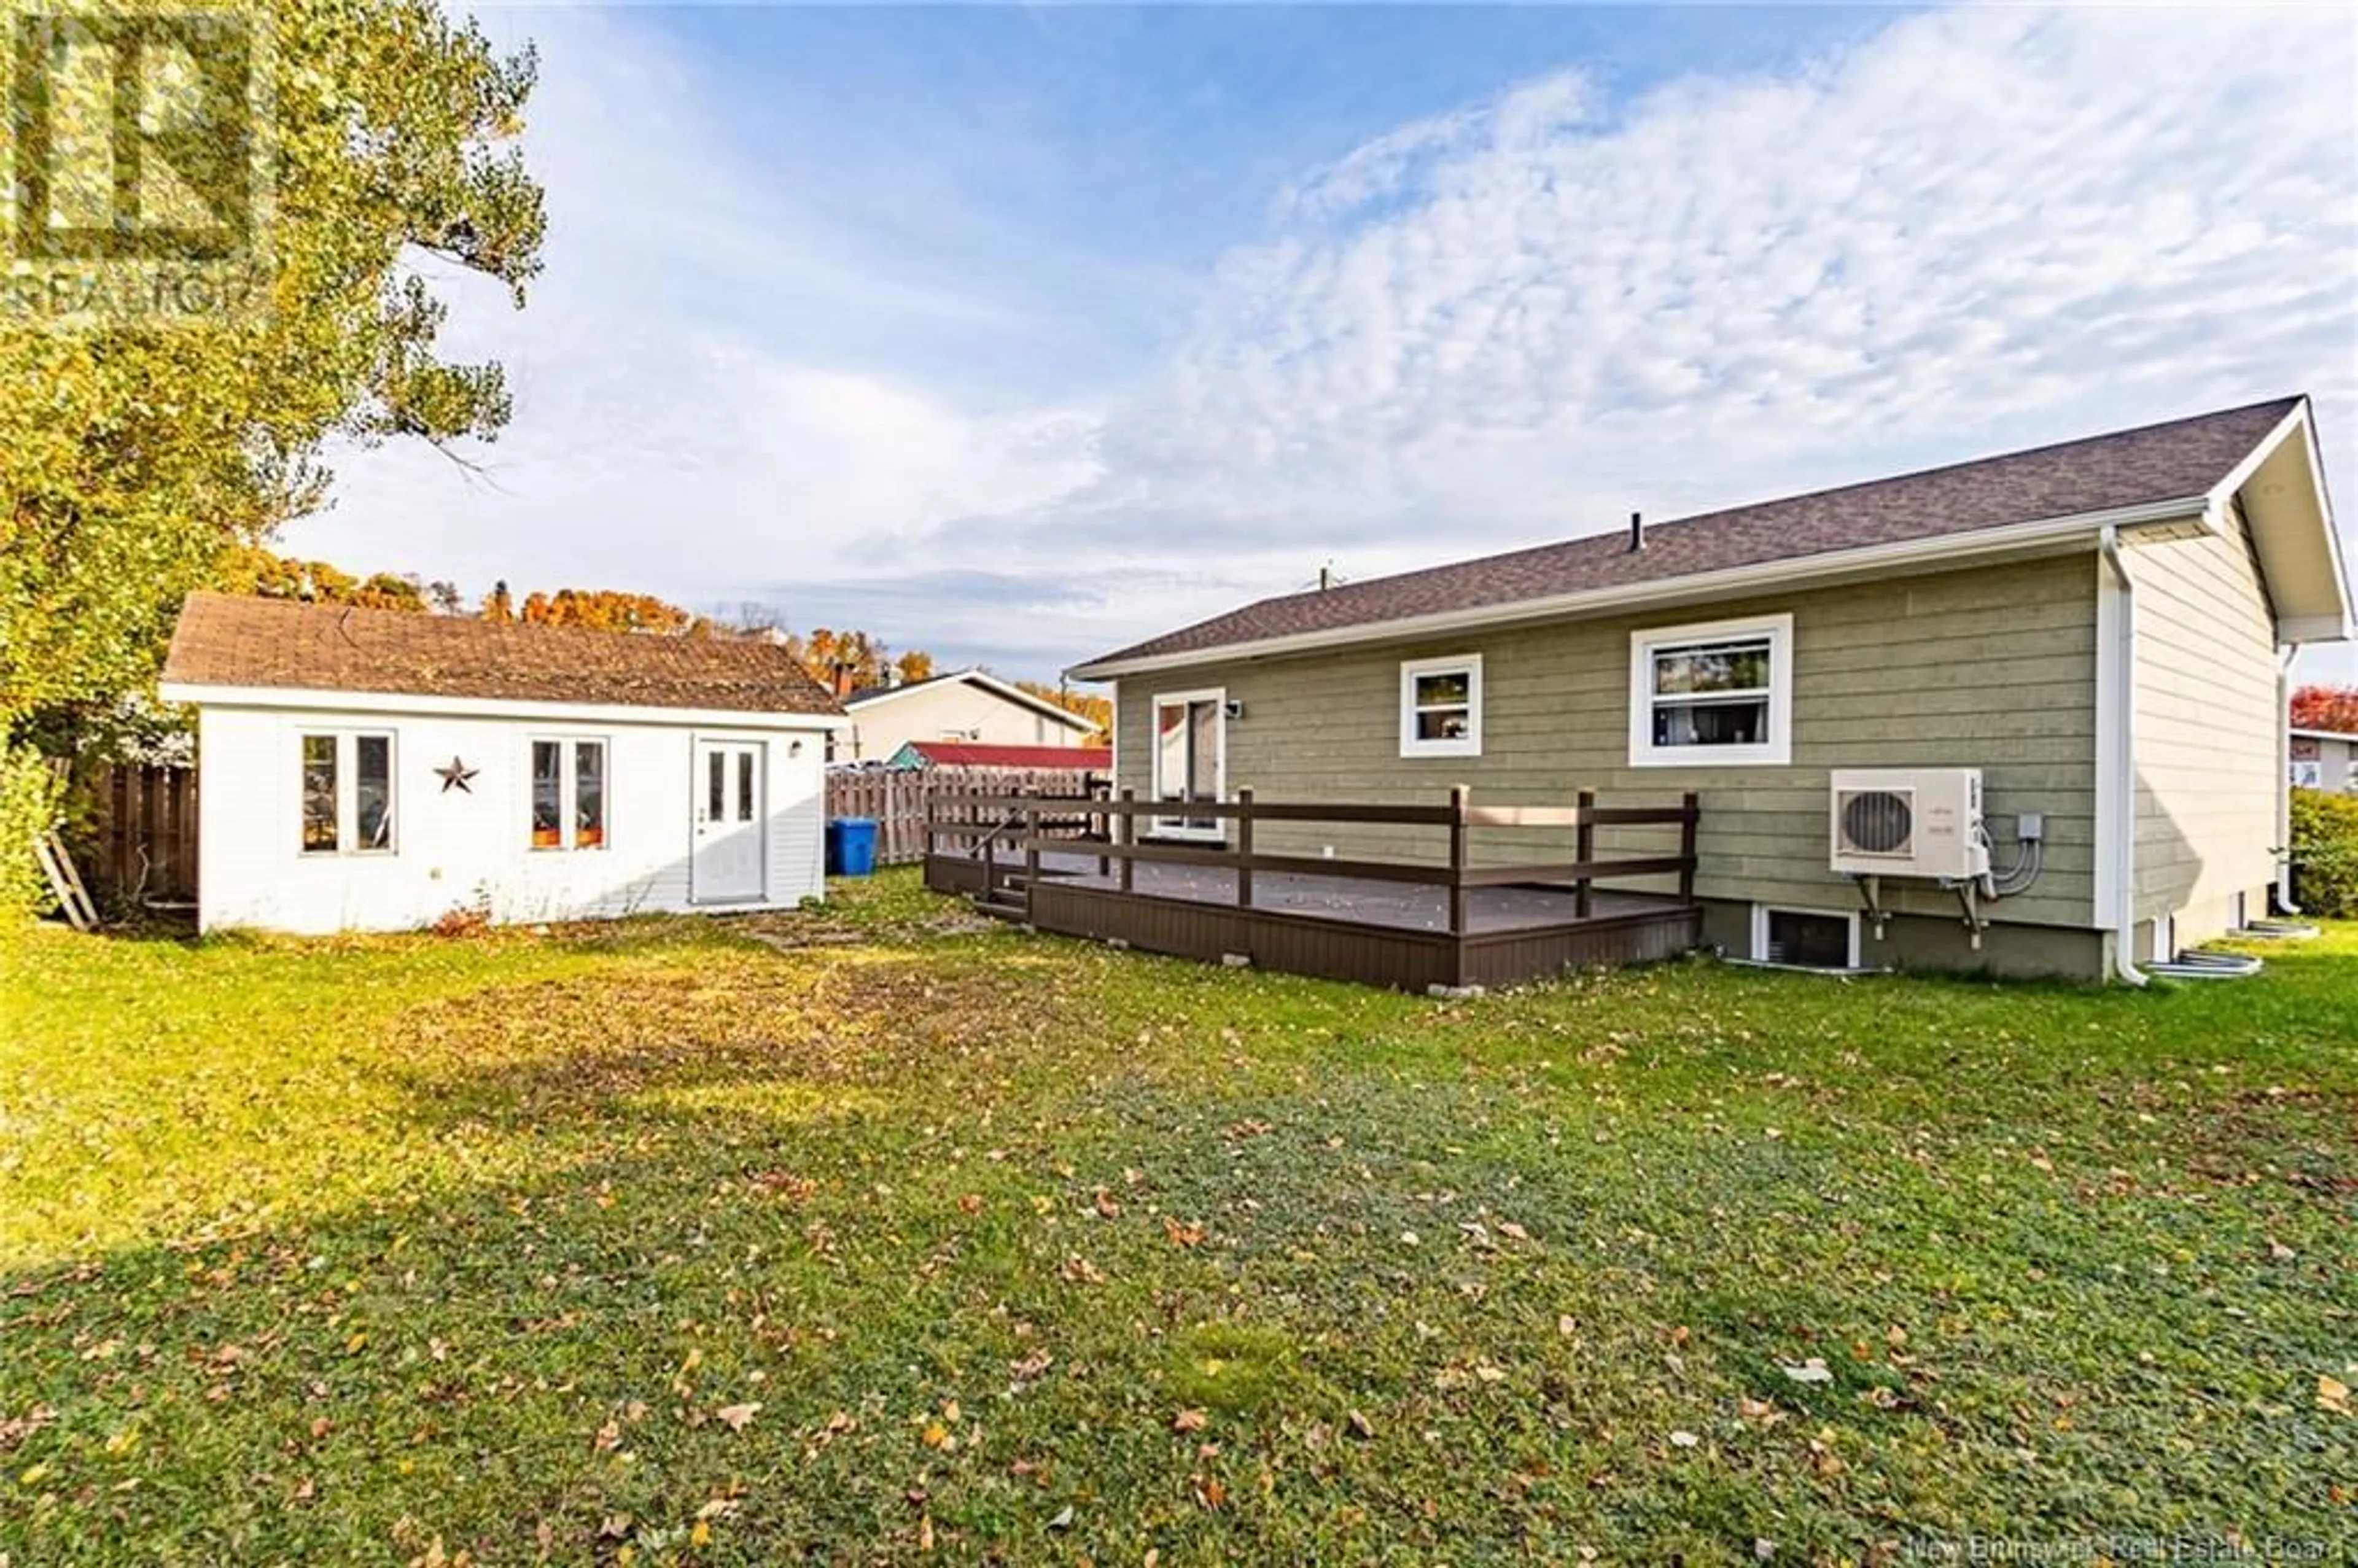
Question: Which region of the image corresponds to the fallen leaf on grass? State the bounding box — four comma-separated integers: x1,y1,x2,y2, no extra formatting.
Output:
1164,1218,1206,1248
1172,1408,1208,1433
714,1402,761,1432
1668,1430,1699,1448
1780,1359,1834,1384
2320,1376,2351,1416
1345,1409,1376,1440
1047,1505,1075,1531
1094,1189,1121,1219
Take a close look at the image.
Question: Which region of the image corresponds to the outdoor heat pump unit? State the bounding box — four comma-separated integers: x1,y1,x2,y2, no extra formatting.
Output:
1829,767,1989,882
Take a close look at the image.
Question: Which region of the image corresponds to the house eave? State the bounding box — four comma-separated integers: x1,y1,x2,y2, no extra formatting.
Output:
158,682,852,730
1067,496,2206,680
2210,398,2352,643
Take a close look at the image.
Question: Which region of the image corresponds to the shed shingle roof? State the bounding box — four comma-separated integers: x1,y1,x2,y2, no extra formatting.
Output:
1076,397,2302,671
162,593,844,716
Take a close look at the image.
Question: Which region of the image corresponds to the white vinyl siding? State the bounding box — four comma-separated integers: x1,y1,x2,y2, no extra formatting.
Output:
196,705,826,934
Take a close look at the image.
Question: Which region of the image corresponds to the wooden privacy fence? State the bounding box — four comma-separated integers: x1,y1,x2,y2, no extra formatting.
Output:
827,766,1106,867
85,763,200,908
926,785,1700,936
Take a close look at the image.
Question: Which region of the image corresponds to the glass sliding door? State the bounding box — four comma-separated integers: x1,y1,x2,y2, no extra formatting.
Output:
1151,691,1224,837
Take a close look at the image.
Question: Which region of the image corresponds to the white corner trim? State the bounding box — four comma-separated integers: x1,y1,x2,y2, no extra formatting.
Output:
1398,653,1483,759
1625,611,1794,769
1066,497,2205,680
159,683,850,731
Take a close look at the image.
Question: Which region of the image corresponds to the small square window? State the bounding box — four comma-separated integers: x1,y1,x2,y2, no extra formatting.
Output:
1400,655,1482,758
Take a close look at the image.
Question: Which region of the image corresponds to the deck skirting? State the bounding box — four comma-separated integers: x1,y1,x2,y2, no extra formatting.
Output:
1020,876,1698,990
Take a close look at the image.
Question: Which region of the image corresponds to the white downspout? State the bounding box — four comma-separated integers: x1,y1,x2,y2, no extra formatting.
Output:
2276,648,2302,915
2101,528,2149,986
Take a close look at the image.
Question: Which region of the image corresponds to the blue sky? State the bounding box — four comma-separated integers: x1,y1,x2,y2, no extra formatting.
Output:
314,4,2358,683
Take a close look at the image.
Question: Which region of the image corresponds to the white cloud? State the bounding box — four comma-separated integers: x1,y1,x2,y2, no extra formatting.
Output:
308,5,2358,678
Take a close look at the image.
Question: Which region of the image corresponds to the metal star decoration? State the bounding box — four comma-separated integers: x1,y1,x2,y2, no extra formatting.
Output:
434,756,478,794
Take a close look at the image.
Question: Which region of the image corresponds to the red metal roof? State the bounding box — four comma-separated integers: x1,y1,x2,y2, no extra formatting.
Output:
902,742,1110,770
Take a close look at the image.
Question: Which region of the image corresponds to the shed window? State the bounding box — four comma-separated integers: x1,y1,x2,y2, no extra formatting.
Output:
1399,655,1482,758
298,732,395,855
530,737,610,850
1628,614,1793,767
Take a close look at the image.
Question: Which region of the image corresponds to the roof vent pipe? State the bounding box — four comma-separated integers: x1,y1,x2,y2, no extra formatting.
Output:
1628,511,1644,552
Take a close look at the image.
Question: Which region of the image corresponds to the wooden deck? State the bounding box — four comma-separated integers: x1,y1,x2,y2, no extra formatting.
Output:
921,788,1703,992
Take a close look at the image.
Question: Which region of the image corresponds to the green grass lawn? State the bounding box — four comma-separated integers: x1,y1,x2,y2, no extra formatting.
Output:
2,872,2351,1564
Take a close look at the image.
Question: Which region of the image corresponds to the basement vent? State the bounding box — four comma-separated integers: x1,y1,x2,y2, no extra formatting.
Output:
1764,909,1854,970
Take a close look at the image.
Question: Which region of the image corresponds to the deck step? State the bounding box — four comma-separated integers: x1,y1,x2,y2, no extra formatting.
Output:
975,894,1029,922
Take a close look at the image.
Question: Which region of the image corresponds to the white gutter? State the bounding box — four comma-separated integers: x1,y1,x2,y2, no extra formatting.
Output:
2099,527,2148,987
158,681,852,731
2277,646,2303,915
1067,495,2208,681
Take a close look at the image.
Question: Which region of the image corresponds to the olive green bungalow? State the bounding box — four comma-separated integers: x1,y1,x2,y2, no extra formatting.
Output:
1066,397,2351,982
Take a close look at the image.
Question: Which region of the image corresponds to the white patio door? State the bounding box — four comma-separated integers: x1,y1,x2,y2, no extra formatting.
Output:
691,739,766,901
1151,691,1224,838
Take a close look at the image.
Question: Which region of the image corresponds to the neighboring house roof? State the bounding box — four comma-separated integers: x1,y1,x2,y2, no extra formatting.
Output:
891,741,1111,770
1073,396,2347,677
844,667,1097,731
160,592,844,716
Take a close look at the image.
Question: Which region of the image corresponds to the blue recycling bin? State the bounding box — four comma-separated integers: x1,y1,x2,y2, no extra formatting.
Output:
827,817,879,877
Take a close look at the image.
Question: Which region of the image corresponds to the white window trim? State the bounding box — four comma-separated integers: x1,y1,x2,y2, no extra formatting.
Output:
527,735,611,852
1628,612,1794,768
1150,687,1225,840
298,729,397,856
1398,654,1483,759
1749,904,1862,969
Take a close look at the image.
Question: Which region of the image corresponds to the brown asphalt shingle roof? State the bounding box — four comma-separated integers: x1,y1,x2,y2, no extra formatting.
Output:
1077,397,2303,670
162,593,844,716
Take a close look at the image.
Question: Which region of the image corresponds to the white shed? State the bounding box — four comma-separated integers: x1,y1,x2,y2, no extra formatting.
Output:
159,593,847,934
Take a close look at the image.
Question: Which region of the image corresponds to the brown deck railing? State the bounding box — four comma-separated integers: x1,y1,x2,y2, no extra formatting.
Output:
924,786,1698,936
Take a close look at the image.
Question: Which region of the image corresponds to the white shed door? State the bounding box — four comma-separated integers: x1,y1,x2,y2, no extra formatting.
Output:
691,739,766,902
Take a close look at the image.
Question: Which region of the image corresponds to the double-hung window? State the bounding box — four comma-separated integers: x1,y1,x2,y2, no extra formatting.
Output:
530,739,609,850
1399,655,1482,758
1628,613,1793,766
299,732,395,854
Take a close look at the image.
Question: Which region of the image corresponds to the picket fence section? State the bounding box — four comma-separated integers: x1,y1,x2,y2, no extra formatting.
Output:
826,766,1108,867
